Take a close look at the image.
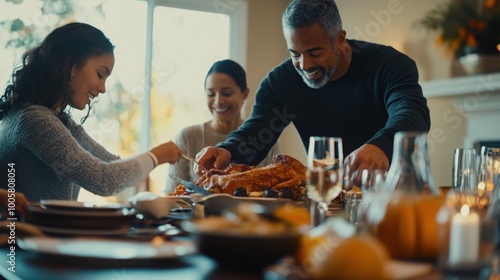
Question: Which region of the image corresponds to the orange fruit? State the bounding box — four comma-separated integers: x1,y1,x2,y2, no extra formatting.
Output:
310,234,390,280
295,234,329,267
273,204,311,228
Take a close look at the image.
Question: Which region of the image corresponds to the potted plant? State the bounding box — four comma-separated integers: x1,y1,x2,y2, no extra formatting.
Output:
417,0,500,74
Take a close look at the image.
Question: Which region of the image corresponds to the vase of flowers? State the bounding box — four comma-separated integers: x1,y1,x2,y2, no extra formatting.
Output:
417,0,500,75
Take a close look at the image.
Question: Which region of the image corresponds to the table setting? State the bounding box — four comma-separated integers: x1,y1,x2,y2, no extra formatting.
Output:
3,132,500,280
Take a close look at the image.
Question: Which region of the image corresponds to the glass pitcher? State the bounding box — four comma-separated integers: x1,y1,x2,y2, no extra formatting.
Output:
363,131,443,260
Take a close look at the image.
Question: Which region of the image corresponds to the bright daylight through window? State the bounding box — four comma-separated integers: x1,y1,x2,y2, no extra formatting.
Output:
0,0,244,203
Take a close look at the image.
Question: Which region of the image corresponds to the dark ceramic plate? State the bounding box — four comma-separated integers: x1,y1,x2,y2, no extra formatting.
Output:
26,204,137,230
182,221,301,267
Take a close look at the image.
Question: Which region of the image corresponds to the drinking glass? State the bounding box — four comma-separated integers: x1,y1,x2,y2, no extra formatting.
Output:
345,169,386,227
479,147,500,194
307,137,343,225
483,148,500,250
452,148,480,194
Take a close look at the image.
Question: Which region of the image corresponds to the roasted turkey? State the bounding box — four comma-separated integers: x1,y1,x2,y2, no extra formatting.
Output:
169,154,307,200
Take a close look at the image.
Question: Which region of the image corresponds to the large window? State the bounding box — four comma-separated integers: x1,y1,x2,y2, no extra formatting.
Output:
0,0,247,202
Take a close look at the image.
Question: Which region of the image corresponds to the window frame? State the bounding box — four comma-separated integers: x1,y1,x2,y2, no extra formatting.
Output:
137,0,248,152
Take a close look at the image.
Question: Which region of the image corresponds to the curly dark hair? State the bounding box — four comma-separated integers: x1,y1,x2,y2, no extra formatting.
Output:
0,22,114,122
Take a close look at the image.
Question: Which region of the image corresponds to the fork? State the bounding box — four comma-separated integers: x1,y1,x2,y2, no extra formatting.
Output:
181,153,209,172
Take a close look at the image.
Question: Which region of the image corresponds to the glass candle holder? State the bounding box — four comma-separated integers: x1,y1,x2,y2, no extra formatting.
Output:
437,192,496,273
342,190,362,227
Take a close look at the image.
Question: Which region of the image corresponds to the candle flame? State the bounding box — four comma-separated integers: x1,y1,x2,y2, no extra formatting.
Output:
460,204,470,217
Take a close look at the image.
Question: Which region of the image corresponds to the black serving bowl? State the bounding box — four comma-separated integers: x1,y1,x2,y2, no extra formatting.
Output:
182,221,301,267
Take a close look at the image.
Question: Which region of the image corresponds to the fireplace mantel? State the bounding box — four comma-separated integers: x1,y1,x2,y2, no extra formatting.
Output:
421,72,500,98
421,72,500,148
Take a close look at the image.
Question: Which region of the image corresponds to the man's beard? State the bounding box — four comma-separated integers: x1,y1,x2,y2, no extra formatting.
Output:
296,47,340,89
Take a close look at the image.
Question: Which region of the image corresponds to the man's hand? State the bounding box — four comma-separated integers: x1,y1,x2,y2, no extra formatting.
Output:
344,144,389,185
194,147,231,175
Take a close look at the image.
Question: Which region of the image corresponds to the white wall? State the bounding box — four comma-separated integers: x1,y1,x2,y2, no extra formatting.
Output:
245,0,307,164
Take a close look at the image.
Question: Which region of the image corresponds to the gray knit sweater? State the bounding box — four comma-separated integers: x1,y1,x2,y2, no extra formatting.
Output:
165,121,280,193
0,105,154,202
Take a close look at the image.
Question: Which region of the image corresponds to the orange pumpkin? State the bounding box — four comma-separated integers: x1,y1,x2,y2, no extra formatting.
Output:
371,193,444,260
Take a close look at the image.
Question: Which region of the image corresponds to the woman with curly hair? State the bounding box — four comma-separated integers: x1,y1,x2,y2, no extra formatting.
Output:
0,22,181,202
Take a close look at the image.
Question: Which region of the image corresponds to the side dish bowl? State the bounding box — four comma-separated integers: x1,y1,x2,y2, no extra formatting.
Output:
182,220,301,267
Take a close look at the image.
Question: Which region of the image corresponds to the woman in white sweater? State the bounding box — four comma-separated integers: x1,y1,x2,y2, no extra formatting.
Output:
0,22,182,202
165,59,280,193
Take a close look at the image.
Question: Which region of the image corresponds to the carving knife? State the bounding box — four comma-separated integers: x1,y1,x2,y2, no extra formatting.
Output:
169,174,212,197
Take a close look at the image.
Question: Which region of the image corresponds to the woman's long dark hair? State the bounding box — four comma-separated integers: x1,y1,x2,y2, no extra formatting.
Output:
0,22,114,122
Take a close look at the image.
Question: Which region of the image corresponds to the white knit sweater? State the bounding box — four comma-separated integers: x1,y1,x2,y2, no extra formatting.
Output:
0,105,154,202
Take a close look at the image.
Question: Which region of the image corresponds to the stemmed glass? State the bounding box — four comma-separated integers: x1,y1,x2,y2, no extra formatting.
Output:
307,137,343,225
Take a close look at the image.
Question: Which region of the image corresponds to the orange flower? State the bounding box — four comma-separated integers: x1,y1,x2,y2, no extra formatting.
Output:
485,0,498,9
418,0,500,58
459,27,468,39
476,20,486,31
466,33,478,47
468,18,477,28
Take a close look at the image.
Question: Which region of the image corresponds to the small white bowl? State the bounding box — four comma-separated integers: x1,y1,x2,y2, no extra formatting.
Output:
129,193,180,219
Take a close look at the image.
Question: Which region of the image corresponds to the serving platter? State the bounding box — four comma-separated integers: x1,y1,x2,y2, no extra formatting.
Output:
18,236,196,261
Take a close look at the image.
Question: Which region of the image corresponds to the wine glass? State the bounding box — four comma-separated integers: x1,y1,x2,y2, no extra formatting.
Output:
307,136,343,225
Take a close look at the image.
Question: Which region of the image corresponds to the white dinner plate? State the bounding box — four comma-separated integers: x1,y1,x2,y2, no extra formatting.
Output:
18,236,196,260
386,260,434,279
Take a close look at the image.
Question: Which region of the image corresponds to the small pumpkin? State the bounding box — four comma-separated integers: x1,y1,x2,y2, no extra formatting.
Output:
369,193,444,260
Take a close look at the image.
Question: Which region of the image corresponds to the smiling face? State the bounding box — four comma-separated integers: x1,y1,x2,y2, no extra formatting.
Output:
284,23,343,89
205,72,248,124
69,54,115,110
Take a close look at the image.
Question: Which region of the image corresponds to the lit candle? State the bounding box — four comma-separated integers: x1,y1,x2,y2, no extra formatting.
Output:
448,204,480,265
477,181,485,197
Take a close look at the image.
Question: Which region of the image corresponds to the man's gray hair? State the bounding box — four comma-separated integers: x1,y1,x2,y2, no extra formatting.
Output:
282,0,342,43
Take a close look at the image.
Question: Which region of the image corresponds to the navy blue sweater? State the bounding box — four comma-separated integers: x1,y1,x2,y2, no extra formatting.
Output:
218,40,430,165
